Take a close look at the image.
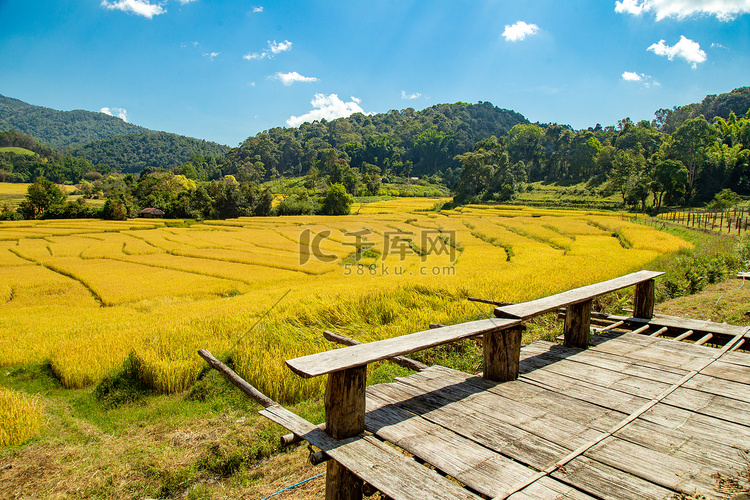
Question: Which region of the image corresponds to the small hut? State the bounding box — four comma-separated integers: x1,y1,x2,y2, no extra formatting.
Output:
139,207,165,218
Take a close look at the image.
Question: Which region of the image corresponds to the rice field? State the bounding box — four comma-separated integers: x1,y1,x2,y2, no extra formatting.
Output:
0,387,43,447
0,200,691,404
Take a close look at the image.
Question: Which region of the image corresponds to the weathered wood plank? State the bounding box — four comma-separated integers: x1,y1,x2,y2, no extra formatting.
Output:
391,366,611,445
363,388,534,497
640,402,750,449
506,476,598,500
662,386,750,426
519,366,650,415
494,270,663,320
287,317,521,378
521,340,691,380
549,456,675,500
519,347,673,399
721,349,750,368
260,405,481,500
602,313,746,337
588,337,708,372
699,359,750,384
586,436,720,496
614,418,750,473
323,330,428,371
367,381,573,470
681,373,750,404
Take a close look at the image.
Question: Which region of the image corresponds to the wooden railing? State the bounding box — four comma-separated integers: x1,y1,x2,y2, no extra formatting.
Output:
659,207,750,234
281,270,662,500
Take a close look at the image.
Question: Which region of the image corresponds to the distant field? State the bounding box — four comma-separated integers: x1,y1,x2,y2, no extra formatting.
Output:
515,181,629,209
0,199,691,402
0,182,78,209
0,147,35,156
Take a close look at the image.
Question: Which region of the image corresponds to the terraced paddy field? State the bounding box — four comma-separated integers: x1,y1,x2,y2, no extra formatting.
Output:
0,200,691,403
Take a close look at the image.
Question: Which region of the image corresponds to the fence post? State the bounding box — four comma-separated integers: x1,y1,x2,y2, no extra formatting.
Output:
483,326,525,382
564,300,592,349
633,279,656,319
325,367,366,500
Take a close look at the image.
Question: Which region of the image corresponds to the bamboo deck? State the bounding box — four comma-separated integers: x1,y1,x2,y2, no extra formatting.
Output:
361,326,750,500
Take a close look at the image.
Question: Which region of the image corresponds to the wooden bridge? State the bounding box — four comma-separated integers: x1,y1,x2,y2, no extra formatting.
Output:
200,270,750,500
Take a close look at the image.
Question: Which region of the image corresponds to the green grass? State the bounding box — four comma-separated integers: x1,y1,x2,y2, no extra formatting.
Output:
0,147,35,156
514,181,636,210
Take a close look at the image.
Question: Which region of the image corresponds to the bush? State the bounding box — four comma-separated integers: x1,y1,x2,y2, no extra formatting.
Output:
321,183,353,215
274,193,320,216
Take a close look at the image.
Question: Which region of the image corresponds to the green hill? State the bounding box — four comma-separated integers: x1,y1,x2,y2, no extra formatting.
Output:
226,101,529,181
655,86,750,133
0,94,149,149
0,146,35,156
69,132,231,173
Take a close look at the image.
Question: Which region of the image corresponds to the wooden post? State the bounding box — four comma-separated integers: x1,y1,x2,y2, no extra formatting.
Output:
483,326,524,382
325,366,366,500
633,279,655,319
564,300,592,349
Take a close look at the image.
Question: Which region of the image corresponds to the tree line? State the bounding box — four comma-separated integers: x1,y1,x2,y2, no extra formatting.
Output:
452,107,750,209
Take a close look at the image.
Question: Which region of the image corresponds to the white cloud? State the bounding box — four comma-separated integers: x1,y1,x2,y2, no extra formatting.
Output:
177,0,197,4
100,0,165,18
401,90,421,99
615,0,648,15
502,21,539,42
204,51,220,60
243,40,292,60
622,71,643,81
621,71,660,87
100,107,129,122
272,71,319,86
648,35,707,68
614,0,750,21
269,40,292,54
287,94,368,127
252,6,263,13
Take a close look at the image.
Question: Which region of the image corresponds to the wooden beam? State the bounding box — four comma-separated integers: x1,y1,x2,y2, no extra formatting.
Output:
633,279,655,319
323,330,428,372
695,333,713,346
564,300,592,349
287,317,521,378
325,366,366,500
483,326,524,382
197,349,276,408
673,330,694,342
494,270,663,320
649,327,669,337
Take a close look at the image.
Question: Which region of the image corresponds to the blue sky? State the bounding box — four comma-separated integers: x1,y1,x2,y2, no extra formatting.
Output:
1,0,749,146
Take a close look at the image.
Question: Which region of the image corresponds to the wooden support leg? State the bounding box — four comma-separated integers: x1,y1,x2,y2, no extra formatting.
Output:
633,279,655,319
325,366,366,500
564,300,592,349
483,326,524,382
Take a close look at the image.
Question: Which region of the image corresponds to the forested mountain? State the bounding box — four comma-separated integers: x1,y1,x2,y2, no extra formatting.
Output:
0,94,148,148
655,86,750,134
68,132,231,173
0,129,111,184
223,102,528,184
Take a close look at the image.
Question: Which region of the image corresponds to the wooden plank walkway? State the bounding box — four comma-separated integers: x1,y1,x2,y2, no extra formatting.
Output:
360,328,750,500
